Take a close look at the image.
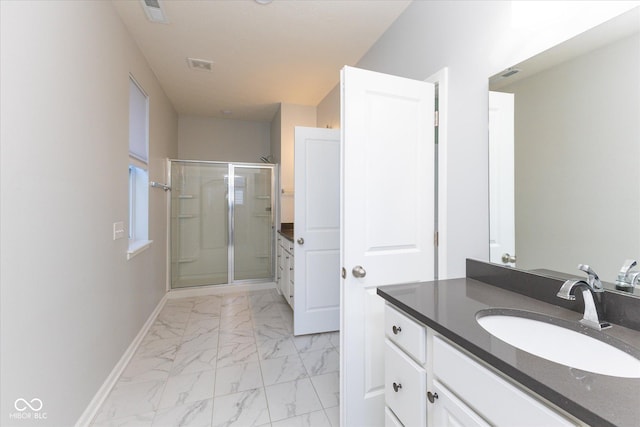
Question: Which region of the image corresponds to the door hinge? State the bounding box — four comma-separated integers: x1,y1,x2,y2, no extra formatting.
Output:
434,231,439,247
434,110,439,127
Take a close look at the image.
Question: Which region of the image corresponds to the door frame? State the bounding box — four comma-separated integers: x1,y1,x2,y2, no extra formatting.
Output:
426,67,449,280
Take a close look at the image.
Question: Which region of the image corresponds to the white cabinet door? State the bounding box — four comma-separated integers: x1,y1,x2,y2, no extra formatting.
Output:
340,65,436,426
287,250,294,307
276,237,284,295
293,127,341,335
433,336,578,427
282,247,292,306
431,380,491,427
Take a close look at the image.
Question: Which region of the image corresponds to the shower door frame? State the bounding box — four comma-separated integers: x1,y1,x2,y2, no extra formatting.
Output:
167,159,277,289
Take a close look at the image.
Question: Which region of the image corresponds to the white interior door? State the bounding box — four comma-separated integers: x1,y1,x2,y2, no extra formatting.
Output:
340,65,435,426
489,91,515,266
294,126,341,335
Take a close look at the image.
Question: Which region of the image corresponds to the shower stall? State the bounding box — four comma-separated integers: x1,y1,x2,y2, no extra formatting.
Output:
169,160,276,289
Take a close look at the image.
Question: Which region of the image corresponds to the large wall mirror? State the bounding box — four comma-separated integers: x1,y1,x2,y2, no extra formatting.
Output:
489,7,640,296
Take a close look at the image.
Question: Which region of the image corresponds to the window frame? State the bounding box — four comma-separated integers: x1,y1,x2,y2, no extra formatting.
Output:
127,75,152,259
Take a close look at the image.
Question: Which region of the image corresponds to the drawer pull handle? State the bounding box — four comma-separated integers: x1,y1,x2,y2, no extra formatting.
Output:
427,391,439,403
392,382,402,392
392,325,402,335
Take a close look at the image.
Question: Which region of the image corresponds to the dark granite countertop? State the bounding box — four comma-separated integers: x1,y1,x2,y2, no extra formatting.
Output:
278,223,294,241
378,275,640,427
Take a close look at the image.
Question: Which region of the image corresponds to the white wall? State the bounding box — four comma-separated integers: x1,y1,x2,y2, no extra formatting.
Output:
178,115,271,163
506,33,640,281
270,107,283,166
316,86,340,130
0,2,177,425
316,0,638,279
272,103,317,224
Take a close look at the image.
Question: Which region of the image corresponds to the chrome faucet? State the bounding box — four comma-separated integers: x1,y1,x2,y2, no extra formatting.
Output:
577,263,603,291
616,259,639,288
556,264,610,331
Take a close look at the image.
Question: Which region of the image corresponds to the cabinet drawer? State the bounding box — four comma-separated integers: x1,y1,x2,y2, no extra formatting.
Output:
385,340,426,427
385,406,404,427
433,336,578,427
385,304,426,364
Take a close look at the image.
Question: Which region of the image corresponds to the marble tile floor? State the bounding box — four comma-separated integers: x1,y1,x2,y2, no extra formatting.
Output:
91,288,340,427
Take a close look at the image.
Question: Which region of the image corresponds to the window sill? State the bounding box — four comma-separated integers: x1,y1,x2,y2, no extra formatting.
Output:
127,240,153,260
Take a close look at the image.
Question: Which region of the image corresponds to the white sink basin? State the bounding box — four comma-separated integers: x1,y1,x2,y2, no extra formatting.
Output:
476,310,640,378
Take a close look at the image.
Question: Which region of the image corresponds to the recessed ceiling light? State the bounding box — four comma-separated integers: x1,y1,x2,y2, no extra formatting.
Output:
221,110,233,115
255,0,273,4
187,58,214,72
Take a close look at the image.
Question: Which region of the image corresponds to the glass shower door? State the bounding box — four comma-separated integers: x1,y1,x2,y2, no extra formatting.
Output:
170,161,275,288
231,165,274,281
171,161,229,288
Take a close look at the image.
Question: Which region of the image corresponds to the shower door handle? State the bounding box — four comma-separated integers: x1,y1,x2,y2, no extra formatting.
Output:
297,237,304,245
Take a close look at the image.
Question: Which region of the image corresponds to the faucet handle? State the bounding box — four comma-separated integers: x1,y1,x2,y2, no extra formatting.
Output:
617,259,637,284
577,264,603,291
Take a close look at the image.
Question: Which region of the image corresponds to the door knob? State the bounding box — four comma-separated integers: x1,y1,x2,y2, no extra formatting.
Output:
501,253,516,264
352,265,366,278
297,237,304,245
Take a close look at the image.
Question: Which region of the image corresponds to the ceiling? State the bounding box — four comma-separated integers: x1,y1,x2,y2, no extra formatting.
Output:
112,0,411,122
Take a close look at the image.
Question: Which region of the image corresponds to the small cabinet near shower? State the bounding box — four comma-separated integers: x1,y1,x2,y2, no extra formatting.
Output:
277,233,294,308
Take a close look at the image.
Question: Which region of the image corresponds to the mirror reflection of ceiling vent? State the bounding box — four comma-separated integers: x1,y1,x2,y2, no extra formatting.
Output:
141,0,168,24
500,68,521,78
187,58,214,72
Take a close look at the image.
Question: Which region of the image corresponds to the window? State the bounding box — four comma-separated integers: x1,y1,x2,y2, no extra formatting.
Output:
127,76,151,259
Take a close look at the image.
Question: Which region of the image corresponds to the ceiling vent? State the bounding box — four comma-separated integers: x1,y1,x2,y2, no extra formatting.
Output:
500,68,521,78
187,58,214,72
141,0,168,24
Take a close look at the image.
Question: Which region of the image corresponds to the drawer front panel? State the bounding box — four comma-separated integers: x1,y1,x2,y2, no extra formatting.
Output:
433,336,577,427
385,340,426,427
385,406,404,427
385,304,426,364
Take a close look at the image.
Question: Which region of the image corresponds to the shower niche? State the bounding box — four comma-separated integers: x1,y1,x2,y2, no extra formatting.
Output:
170,160,275,288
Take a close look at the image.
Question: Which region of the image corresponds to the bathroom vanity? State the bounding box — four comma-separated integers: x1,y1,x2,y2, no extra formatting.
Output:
276,225,295,308
379,260,640,427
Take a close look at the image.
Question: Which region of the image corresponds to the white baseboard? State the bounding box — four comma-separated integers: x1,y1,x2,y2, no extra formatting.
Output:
75,294,168,427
